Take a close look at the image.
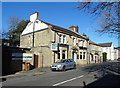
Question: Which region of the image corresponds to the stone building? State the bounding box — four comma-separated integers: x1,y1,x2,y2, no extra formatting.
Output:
114,47,120,59
98,42,115,61
20,12,89,67
88,41,103,64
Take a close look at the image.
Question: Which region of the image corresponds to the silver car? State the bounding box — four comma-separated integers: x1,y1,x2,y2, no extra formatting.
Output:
50,59,76,71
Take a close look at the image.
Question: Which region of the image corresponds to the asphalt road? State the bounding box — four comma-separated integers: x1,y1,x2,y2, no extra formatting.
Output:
2,61,120,87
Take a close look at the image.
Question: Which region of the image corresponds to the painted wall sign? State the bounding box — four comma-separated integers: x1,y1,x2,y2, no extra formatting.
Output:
12,53,32,60
51,43,58,51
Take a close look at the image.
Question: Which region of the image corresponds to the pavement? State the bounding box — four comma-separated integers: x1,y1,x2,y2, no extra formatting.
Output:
0,64,90,82
1,61,120,86
0,67,51,81
1,61,120,83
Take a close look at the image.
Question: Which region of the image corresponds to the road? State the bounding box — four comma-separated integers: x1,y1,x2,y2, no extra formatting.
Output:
2,61,120,87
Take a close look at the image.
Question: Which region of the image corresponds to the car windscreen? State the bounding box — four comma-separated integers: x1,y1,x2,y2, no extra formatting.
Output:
55,59,66,63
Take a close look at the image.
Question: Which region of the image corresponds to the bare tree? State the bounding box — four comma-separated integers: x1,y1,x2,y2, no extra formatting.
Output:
4,16,21,46
77,2,120,36
8,16,20,31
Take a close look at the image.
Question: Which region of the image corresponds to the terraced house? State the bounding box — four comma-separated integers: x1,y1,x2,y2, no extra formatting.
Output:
88,41,103,64
20,12,118,69
20,12,90,68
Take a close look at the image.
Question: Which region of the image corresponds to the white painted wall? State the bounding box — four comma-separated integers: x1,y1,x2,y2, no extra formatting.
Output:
22,13,48,35
102,43,115,60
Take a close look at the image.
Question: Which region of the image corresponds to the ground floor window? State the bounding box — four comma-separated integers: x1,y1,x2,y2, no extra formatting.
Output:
58,52,60,59
91,55,93,61
62,50,66,59
77,54,79,59
80,52,82,59
83,52,86,59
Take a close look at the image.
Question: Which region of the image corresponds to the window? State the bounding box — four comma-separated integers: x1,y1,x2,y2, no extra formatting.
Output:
79,40,83,46
59,34,66,44
77,54,79,59
59,34,62,43
80,52,82,59
91,54,93,61
73,38,76,45
83,52,86,59
62,50,66,59
58,52,60,59
63,35,66,44
69,59,73,62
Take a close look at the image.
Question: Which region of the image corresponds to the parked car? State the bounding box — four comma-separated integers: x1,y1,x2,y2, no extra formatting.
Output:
117,58,120,61
50,59,76,71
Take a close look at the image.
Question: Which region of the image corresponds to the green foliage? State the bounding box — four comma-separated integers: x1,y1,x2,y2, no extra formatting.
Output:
6,20,30,46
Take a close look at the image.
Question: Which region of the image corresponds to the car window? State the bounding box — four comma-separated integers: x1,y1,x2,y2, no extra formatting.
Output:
69,59,73,62
66,59,69,63
55,59,66,63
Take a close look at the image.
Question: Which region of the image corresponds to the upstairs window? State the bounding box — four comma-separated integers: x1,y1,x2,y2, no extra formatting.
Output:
73,38,76,45
59,34,66,44
59,34,62,43
63,35,66,44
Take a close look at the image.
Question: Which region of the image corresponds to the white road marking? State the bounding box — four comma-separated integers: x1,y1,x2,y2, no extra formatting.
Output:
53,75,84,86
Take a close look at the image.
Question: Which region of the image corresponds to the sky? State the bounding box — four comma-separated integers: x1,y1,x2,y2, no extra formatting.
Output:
2,2,119,47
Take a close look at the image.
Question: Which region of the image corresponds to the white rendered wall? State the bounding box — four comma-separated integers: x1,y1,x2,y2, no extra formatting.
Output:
22,12,48,35
22,20,48,35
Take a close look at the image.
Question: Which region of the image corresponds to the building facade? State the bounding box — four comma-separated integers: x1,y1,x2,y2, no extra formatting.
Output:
20,12,90,67
88,41,103,64
114,47,120,59
20,12,117,68
98,42,115,61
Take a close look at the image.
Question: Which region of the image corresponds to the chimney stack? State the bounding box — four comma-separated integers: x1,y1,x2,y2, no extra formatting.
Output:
30,12,39,22
69,25,79,33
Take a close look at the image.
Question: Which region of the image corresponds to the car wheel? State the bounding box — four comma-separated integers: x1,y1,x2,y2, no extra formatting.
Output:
62,66,66,71
73,64,76,69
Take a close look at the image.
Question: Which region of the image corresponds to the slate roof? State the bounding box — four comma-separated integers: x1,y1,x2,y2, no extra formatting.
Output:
41,20,89,40
89,40,99,46
98,42,112,47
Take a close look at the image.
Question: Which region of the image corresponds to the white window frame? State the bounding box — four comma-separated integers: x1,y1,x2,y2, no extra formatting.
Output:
83,52,86,60
80,52,82,59
59,34,63,43
63,35,66,44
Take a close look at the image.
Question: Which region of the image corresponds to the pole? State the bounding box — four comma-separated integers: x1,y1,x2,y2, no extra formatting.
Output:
42,55,43,68
32,21,35,47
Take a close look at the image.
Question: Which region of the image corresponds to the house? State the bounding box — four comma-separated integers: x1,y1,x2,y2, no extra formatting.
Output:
88,41,103,64
20,12,90,68
98,42,115,61
114,47,120,59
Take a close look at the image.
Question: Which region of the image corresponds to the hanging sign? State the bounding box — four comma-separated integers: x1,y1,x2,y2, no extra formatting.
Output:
51,43,58,51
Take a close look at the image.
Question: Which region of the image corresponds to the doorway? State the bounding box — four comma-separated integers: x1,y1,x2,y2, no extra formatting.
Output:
34,54,38,68
72,52,74,60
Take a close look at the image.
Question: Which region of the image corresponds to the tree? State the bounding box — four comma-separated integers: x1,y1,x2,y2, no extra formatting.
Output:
3,16,29,46
76,2,120,36
10,20,29,46
8,16,20,31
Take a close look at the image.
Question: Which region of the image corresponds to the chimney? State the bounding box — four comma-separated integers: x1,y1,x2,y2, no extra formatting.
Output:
30,12,39,22
69,25,79,33
75,26,79,33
